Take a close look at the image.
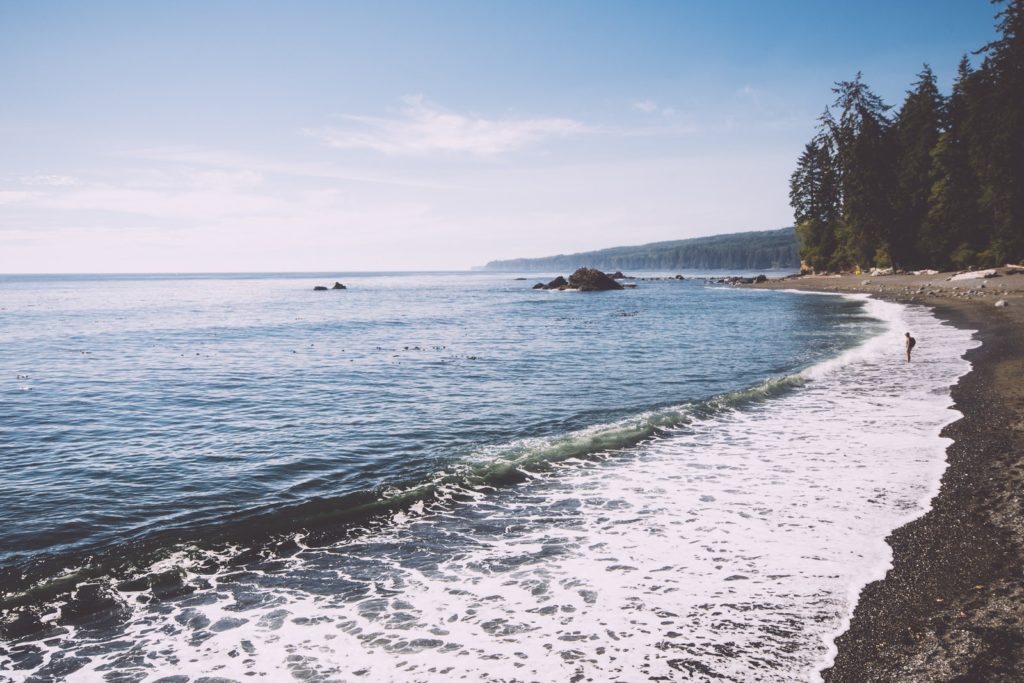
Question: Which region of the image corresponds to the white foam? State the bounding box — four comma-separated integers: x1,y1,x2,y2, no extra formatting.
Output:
5,296,978,682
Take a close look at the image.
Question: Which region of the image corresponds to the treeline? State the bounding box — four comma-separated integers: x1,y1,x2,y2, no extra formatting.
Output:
483,227,799,272
790,0,1023,272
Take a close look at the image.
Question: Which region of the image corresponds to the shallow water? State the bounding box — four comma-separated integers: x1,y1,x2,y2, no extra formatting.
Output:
0,273,976,681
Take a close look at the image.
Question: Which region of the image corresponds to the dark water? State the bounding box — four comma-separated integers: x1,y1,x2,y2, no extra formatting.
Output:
2,270,922,681
1,272,861,567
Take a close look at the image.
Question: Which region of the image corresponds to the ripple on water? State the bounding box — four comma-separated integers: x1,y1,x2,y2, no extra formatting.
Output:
1,297,977,682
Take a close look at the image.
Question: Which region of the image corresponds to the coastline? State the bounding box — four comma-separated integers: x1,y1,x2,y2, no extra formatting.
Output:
753,272,1024,680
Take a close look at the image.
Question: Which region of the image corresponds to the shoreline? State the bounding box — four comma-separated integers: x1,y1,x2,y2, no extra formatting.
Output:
753,273,1024,680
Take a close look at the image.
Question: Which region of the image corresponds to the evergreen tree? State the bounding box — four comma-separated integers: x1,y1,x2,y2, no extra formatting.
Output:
975,0,1024,263
789,115,840,271
893,65,943,269
922,57,984,268
828,73,898,269
790,1,1023,271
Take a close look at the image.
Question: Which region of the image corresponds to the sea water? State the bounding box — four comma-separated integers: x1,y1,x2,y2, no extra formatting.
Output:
0,272,977,681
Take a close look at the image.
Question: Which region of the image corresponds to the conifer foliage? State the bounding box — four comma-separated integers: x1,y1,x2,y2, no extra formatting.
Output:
790,0,1024,271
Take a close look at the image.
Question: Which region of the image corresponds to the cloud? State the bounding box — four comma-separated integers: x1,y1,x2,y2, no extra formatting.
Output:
0,190,42,204
19,174,78,187
309,96,591,157
632,100,676,116
185,169,264,190
120,146,456,190
736,85,764,110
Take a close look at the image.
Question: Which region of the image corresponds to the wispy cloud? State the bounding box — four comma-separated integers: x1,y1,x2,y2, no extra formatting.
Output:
632,100,676,116
0,190,42,204
120,146,456,190
736,84,764,110
309,96,591,157
20,174,78,187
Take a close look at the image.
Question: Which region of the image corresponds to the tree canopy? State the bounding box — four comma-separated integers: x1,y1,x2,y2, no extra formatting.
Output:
790,0,1024,271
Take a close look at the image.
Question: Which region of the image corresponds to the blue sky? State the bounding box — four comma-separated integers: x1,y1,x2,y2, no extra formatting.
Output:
0,1,1001,272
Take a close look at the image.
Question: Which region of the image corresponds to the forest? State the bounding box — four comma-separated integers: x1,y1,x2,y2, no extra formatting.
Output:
482,227,799,272
789,0,1023,272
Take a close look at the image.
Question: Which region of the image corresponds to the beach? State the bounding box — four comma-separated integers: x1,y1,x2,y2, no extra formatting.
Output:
755,271,1024,681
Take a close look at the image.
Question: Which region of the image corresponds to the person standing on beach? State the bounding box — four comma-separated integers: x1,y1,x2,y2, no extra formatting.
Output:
905,332,916,363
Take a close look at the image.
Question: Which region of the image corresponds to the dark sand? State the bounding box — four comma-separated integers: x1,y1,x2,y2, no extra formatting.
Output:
753,270,1024,681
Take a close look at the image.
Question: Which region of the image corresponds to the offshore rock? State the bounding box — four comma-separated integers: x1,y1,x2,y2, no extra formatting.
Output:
527,275,571,290
331,282,347,290
567,268,624,291
546,275,569,289
313,286,328,291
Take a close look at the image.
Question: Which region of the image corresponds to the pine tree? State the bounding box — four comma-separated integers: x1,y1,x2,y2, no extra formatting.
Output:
975,0,1024,263
790,113,841,271
790,1,1024,270
828,73,898,270
922,57,984,268
893,65,943,269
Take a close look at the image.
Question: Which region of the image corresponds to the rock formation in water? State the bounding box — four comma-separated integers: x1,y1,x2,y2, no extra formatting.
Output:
531,269,624,291
568,268,624,291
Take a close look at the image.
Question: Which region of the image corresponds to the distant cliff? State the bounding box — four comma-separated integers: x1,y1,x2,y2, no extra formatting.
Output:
483,227,799,272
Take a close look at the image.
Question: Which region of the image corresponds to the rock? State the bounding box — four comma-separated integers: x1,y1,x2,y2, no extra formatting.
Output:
545,275,569,289
532,282,546,289
754,274,767,283
609,271,626,279
995,299,1008,307
544,276,569,290
566,268,624,291
861,280,872,285
331,282,347,290
313,286,328,291
513,277,527,280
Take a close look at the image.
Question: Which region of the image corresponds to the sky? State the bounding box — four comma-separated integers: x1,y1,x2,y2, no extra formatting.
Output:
0,1,1003,273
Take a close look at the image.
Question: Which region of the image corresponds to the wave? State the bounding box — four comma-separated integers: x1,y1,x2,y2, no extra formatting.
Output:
0,372,817,625
1,292,980,683
0,294,892,643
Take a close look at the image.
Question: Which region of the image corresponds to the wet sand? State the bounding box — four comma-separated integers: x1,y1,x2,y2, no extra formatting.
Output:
753,270,1024,681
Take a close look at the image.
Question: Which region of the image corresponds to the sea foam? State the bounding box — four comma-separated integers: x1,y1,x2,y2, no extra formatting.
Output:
3,294,977,682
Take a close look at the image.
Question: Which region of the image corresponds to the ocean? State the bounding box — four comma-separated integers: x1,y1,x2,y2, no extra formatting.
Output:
0,272,976,682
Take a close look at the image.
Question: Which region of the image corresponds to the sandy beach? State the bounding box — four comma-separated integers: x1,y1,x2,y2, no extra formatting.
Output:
753,270,1024,681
